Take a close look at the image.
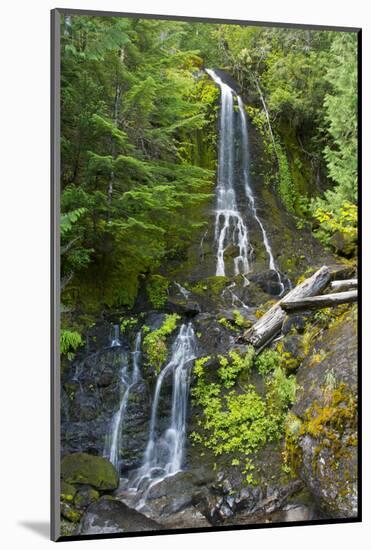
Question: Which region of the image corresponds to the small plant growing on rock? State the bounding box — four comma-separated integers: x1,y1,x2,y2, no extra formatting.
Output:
120,316,138,333
60,329,83,361
143,314,180,373
255,349,280,378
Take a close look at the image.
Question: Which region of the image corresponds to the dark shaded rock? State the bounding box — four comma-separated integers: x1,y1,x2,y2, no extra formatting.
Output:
250,270,284,296
74,485,100,510
166,297,201,316
61,453,119,491
282,314,307,335
78,498,162,534
193,313,233,355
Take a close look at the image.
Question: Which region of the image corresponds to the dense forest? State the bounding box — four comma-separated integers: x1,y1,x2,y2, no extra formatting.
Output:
58,14,358,538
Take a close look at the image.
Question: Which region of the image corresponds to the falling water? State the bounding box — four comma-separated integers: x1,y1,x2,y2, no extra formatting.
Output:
206,69,284,295
111,324,121,347
127,323,197,507
205,69,251,278
105,332,142,470
221,281,250,311
237,96,285,295
174,282,191,300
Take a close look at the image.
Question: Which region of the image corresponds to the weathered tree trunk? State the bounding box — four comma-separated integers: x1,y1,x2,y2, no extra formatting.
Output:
330,279,358,291
281,290,357,311
241,266,331,348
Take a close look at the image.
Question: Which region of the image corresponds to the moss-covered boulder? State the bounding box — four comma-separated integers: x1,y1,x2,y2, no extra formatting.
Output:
61,453,119,491
286,306,358,518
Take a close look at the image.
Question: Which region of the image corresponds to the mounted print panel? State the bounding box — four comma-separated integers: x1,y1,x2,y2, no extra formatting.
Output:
51,8,361,541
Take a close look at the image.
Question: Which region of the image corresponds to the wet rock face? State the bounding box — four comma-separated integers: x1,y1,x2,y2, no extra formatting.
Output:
249,270,287,296
292,308,358,518
61,339,151,471
78,498,162,535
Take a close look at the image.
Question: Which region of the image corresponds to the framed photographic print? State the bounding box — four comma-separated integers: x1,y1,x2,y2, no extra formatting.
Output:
51,7,361,541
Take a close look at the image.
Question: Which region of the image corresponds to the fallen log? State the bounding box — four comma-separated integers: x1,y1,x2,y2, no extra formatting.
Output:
241,266,331,348
281,290,357,311
330,279,357,291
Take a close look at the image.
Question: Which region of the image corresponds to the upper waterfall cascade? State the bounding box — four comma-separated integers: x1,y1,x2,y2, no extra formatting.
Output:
205,69,284,294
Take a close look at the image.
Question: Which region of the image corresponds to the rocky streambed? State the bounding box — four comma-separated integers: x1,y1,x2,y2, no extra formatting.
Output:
60,274,358,536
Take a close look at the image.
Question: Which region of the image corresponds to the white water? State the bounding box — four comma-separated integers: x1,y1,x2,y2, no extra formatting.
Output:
206,69,284,295
111,324,121,347
221,281,250,311
105,332,142,470
125,323,197,508
174,282,191,300
205,69,251,278
237,96,285,295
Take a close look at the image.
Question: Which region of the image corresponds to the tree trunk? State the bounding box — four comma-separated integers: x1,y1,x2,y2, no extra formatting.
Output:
281,290,357,311
330,279,358,291
241,266,331,348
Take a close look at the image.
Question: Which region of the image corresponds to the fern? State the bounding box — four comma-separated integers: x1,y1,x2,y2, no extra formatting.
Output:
60,330,83,360
60,208,86,237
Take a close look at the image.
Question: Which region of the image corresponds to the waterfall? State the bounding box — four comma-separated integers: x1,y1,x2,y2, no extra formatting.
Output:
111,324,121,347
205,69,251,279
127,323,197,506
206,69,284,294
237,97,285,295
105,332,142,470
174,282,191,300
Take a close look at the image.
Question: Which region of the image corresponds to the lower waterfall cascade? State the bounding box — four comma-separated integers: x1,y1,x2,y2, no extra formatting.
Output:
105,323,198,512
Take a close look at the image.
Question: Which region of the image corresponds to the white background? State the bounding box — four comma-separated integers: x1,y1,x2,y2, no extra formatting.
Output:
0,0,369,548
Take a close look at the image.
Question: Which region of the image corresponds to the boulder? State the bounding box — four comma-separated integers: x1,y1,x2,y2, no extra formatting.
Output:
61,453,119,491
143,469,215,517
78,498,162,534
61,502,82,523
74,485,100,510
291,307,358,518
60,480,77,503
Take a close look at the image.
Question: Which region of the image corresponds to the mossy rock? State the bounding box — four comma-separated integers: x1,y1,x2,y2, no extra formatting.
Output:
74,485,100,510
61,453,119,491
288,307,358,518
61,502,82,523
329,231,357,258
60,519,77,537
60,480,77,503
